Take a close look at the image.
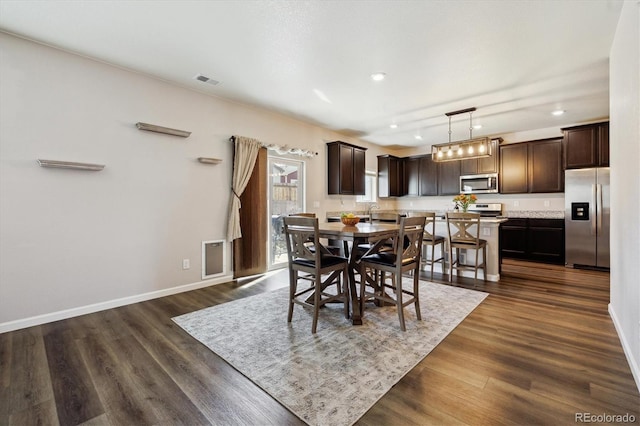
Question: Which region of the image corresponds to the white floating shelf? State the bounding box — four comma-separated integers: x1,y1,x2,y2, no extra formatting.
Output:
136,122,191,138
37,159,105,171
197,157,222,164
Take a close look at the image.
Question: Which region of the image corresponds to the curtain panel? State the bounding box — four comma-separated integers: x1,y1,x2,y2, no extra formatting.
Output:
227,136,262,242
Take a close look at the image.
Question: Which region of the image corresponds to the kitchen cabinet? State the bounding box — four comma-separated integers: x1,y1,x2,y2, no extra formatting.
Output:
404,156,420,196
528,138,563,192
438,160,461,195
562,121,609,169
461,138,500,175
500,218,528,259
500,218,565,264
499,143,528,193
403,154,439,196
499,138,563,194
327,141,367,195
378,155,403,197
419,155,438,196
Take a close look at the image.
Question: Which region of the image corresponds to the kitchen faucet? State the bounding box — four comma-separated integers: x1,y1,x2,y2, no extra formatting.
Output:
367,203,379,220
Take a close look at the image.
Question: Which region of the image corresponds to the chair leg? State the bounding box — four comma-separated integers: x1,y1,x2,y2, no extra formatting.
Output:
447,243,453,282
430,243,436,279
288,269,296,323
483,245,487,281
342,267,349,319
312,274,321,334
475,248,479,280
359,264,366,317
413,268,421,321
395,273,406,331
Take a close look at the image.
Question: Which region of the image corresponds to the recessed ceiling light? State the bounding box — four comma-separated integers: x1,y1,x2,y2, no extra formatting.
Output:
473,124,483,129
389,123,398,129
414,135,423,140
371,72,386,81
552,109,565,116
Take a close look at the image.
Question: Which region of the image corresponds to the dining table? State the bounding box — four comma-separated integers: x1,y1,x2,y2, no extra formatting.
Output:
317,221,400,325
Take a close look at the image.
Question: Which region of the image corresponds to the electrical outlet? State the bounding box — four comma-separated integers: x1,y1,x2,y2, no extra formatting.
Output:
544,200,550,207
483,227,491,236
313,201,320,208
514,200,520,207
182,259,190,270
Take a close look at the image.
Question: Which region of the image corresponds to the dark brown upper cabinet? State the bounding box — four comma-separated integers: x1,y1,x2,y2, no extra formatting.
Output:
378,155,403,198
419,155,438,196
404,156,420,196
500,138,563,194
402,155,438,197
327,141,367,195
438,160,461,196
499,143,528,193
562,121,609,169
461,139,500,175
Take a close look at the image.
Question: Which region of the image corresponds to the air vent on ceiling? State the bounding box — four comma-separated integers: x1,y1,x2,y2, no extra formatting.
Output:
194,74,220,86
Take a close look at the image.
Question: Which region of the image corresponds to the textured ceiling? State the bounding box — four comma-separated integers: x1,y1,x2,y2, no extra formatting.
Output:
0,0,623,148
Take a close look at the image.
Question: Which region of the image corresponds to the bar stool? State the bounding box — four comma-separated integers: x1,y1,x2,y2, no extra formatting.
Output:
445,212,487,281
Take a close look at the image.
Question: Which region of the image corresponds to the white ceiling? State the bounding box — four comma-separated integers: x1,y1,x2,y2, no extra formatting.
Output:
0,0,623,149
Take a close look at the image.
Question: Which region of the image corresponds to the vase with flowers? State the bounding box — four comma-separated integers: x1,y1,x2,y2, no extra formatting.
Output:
452,193,477,212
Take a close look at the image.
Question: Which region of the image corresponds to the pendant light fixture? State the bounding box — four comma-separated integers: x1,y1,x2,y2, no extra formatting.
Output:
431,107,493,162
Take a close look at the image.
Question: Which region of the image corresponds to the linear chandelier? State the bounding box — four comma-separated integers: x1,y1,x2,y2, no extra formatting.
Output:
431,107,491,162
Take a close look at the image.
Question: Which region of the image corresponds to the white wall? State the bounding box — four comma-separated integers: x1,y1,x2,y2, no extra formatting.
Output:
0,33,392,330
609,0,640,390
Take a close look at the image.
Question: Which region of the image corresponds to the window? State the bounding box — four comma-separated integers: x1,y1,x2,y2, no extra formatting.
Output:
357,171,377,203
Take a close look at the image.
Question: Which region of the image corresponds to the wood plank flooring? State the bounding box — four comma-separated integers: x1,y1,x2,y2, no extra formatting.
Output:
1,260,638,425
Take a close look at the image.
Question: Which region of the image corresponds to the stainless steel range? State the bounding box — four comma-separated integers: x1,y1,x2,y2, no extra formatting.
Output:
467,203,503,217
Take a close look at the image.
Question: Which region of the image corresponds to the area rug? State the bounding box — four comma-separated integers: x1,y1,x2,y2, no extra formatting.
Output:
172,279,488,426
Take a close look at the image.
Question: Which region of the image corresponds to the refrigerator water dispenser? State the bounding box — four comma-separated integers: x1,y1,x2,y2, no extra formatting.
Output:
571,202,590,221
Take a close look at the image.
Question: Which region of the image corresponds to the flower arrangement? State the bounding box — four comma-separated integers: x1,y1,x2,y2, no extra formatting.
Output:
452,193,477,212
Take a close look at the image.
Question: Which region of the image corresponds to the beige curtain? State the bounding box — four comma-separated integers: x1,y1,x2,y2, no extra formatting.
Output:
227,136,263,241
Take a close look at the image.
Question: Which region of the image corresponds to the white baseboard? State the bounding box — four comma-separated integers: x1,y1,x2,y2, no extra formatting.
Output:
608,303,640,393
0,274,234,334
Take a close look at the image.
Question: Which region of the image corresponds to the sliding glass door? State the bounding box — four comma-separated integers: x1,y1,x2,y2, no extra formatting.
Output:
268,156,305,268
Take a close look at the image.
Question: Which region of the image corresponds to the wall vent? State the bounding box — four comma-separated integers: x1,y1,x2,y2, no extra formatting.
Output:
194,74,220,86
202,240,226,279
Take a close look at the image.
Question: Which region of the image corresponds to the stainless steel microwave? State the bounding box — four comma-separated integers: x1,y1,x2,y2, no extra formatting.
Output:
460,173,499,194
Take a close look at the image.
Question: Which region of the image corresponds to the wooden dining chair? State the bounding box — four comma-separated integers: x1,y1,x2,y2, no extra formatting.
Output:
410,212,446,279
283,216,350,333
445,212,487,281
358,216,426,331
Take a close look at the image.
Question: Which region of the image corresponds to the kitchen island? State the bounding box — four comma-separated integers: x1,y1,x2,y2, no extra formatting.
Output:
326,211,507,281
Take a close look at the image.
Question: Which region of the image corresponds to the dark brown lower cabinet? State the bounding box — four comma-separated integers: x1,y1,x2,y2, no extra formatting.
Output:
500,219,528,259
500,218,565,265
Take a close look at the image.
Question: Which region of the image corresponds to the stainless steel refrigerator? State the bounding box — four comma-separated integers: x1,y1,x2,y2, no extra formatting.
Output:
565,168,610,269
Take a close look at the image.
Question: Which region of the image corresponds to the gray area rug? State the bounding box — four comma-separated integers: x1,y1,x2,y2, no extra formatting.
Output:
173,279,488,426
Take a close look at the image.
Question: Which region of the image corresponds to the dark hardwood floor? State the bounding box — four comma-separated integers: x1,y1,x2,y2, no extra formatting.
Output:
1,260,638,425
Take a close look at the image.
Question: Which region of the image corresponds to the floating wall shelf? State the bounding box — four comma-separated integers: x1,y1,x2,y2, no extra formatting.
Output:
197,157,222,164
37,159,105,171
136,122,191,138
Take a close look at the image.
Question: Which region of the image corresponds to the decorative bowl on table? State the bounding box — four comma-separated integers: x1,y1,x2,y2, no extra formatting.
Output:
341,215,360,226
